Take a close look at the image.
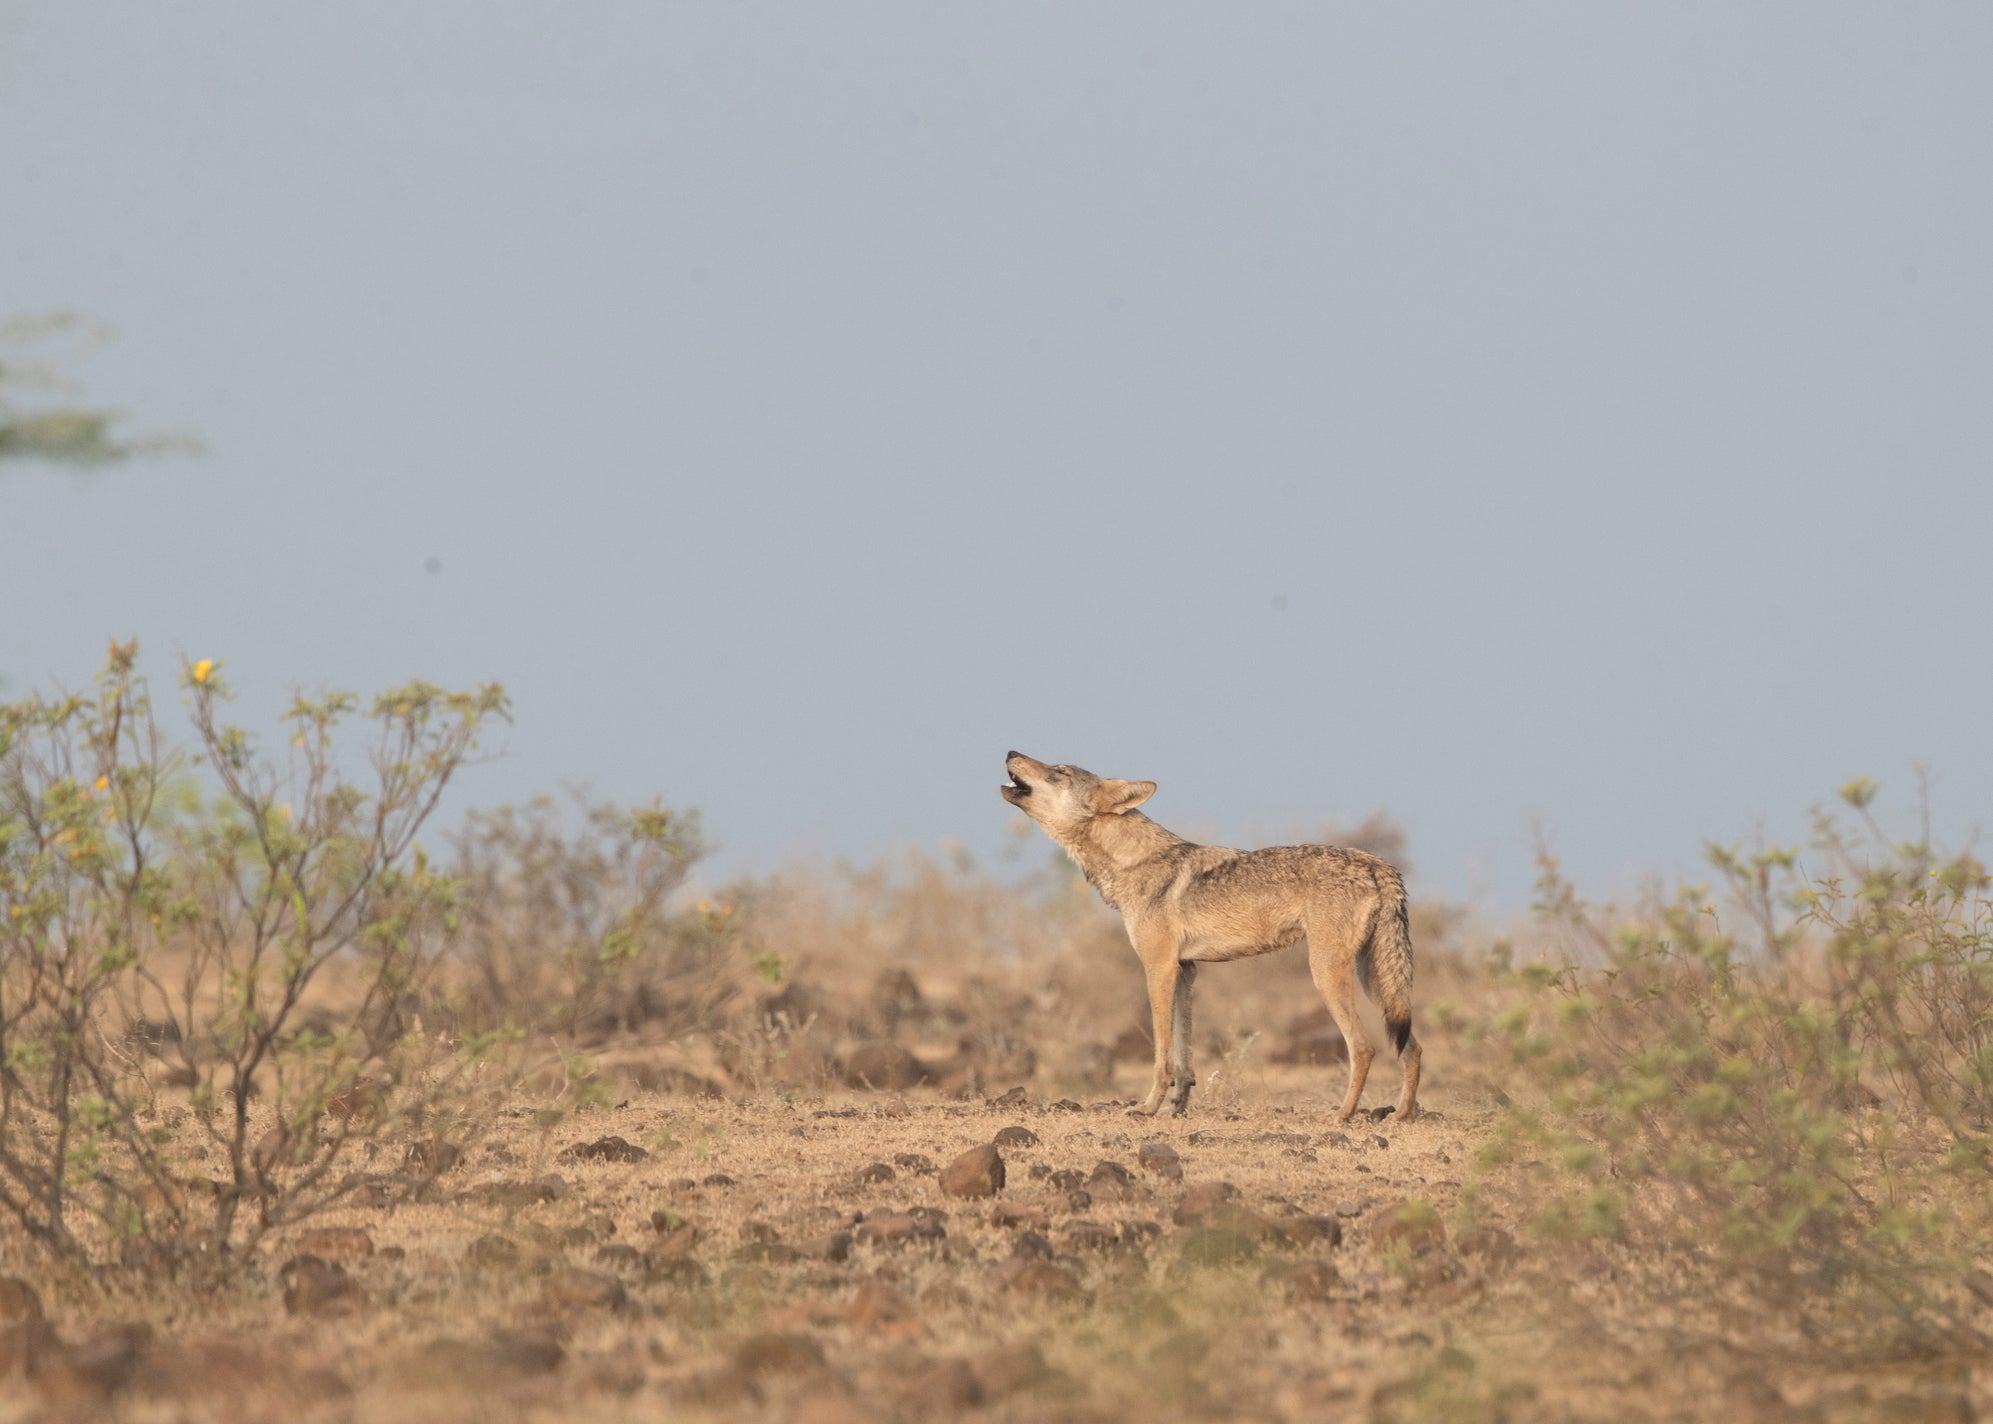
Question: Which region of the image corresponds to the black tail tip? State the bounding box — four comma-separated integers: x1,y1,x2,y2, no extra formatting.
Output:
1387,1016,1413,1054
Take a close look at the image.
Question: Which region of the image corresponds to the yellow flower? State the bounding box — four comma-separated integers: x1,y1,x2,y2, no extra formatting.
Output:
193,659,214,684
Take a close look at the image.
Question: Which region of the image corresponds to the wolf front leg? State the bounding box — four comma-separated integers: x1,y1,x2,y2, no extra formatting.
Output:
1127,925,1183,1117
1163,960,1197,1116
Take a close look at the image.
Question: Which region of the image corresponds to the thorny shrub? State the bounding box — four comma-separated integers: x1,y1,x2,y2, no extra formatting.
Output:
444,791,732,1044
0,642,509,1264
1486,781,1993,1351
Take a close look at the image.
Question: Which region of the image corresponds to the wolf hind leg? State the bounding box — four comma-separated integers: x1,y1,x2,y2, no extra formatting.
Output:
1306,910,1374,1123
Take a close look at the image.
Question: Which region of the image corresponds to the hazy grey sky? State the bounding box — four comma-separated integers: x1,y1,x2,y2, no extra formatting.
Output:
4,4,1990,908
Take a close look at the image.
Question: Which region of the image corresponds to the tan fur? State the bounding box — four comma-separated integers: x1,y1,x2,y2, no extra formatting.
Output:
1001,752,1421,1122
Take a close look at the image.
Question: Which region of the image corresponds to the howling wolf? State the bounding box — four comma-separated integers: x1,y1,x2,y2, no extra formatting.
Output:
1001,752,1419,1121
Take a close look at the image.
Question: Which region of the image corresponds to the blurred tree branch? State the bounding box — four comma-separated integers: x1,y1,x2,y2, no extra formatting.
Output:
0,312,200,468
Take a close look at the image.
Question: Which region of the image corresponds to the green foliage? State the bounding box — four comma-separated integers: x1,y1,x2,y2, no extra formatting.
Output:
1497,799,1993,1347
0,313,197,468
0,641,508,1262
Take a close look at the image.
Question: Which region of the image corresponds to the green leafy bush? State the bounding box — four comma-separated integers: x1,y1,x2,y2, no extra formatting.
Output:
0,642,507,1262
1492,788,1993,1348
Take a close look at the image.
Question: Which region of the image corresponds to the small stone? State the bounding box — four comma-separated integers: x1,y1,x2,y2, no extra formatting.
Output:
992,1125,1041,1148
1088,1160,1133,1187
1172,1182,1239,1226
939,1143,1005,1199
1086,1160,1134,1201
1137,1143,1183,1179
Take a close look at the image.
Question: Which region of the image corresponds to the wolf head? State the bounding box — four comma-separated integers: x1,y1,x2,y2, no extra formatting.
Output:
1000,751,1156,840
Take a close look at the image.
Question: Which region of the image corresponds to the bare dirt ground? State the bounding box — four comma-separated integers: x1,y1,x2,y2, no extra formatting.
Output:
8,1064,1982,1424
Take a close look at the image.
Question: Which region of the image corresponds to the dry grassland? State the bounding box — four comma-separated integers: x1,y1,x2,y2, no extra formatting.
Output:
7,1058,1985,1424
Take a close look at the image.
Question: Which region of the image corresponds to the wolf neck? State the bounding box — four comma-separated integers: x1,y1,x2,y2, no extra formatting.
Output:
1061,812,1189,911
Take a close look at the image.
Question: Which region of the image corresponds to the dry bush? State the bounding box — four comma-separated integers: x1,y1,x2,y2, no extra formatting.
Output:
444,791,737,1046
0,643,510,1264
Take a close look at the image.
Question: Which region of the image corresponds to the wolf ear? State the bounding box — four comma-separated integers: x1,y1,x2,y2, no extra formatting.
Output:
1093,779,1156,815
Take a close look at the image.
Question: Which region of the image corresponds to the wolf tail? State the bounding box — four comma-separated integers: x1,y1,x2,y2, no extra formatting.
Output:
1361,872,1417,1055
